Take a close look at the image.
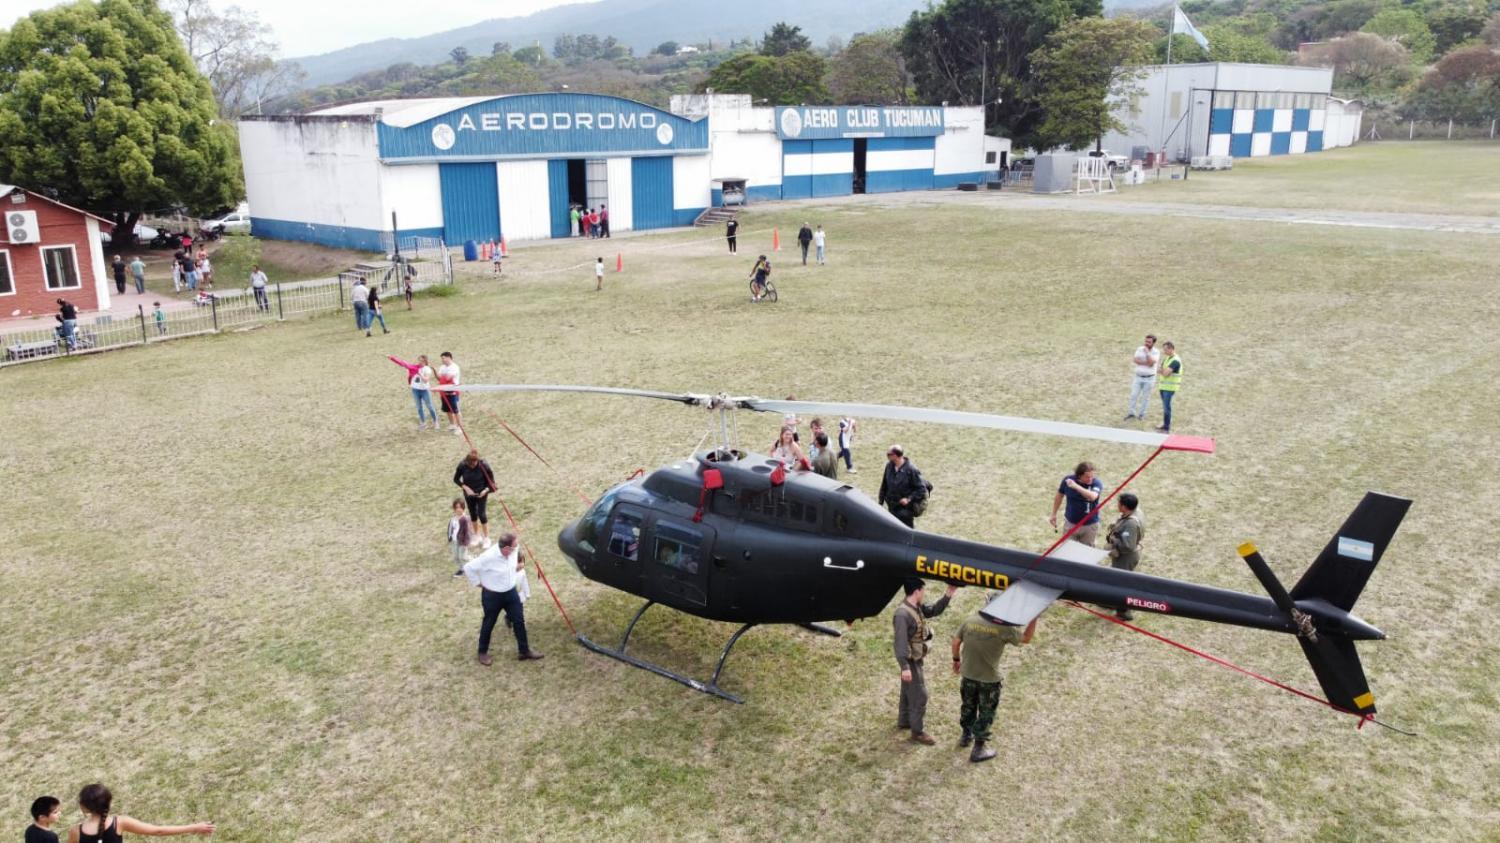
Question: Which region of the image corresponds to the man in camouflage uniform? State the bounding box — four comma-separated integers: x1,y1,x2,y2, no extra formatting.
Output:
951,609,1038,762
1105,493,1145,620
893,578,957,745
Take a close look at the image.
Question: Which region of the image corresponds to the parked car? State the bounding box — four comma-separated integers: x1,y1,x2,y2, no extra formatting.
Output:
1087,149,1130,171
101,224,160,246
202,211,251,235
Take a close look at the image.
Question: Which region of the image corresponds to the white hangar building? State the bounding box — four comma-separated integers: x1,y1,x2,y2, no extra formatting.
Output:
1100,62,1362,163
238,93,1005,250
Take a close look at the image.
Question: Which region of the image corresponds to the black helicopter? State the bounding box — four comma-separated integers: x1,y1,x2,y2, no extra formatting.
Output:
450,384,1409,713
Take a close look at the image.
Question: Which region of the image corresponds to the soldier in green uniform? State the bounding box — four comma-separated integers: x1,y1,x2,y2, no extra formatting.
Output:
1105,493,1145,620
950,609,1037,762
894,578,957,745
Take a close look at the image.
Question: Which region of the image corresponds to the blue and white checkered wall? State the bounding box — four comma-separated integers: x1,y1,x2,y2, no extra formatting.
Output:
1207,94,1326,159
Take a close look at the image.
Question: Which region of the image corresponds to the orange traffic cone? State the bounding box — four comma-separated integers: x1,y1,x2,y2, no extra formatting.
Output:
482,240,491,260
772,228,781,251
500,236,508,258
616,253,623,272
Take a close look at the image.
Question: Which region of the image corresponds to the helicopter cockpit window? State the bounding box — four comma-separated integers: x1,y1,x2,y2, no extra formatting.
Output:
576,487,620,553
608,512,642,561
654,522,702,575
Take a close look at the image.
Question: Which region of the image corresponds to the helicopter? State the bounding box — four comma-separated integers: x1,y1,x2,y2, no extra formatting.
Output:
447,384,1410,712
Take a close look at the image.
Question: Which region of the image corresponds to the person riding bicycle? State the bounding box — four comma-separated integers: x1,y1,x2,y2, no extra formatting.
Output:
750,255,772,302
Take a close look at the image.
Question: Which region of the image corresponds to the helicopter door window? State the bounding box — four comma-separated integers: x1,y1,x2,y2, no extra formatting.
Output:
576,488,620,553
654,523,703,575
608,512,643,561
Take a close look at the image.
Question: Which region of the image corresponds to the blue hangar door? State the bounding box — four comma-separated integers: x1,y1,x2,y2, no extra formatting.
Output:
631,157,674,231
439,163,500,244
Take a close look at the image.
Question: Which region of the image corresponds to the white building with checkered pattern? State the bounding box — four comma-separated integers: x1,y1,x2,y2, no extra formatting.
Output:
1101,62,1358,164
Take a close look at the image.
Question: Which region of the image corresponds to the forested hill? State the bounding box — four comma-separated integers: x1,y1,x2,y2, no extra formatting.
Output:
287,0,926,88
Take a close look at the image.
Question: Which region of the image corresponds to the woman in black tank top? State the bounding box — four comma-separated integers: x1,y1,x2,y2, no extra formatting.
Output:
68,784,215,842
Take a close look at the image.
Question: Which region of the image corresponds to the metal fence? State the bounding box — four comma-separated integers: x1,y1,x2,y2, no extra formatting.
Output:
1,251,452,368
1364,119,1499,141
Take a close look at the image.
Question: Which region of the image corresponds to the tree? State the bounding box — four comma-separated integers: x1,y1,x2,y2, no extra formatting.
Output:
450,46,470,66
169,0,299,118
1298,33,1412,93
513,44,545,67
0,0,241,240
1030,17,1156,151
826,31,909,104
760,22,813,57
1428,3,1488,56
1486,11,1500,48
702,51,827,104
654,41,680,56
1202,25,1285,63
491,41,511,56
1403,45,1500,121
1362,9,1435,63
899,0,1102,145
554,35,577,60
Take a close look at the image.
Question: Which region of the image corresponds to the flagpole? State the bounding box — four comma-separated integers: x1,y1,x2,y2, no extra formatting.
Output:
1157,5,1174,175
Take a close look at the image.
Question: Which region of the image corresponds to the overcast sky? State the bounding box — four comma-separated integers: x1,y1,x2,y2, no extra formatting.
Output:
5,0,580,58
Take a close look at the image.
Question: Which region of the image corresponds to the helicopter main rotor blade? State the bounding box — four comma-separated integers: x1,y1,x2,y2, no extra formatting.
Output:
742,398,1215,453
443,383,709,406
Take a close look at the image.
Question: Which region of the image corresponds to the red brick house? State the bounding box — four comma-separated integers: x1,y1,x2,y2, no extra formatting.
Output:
1,184,114,319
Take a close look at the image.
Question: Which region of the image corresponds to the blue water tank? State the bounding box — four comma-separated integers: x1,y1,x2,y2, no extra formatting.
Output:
463,239,478,261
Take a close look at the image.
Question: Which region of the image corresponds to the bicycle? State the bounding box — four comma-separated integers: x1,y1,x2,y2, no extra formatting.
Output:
749,276,778,303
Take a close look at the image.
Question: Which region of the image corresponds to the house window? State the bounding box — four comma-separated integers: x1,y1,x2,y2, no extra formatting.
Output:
0,250,12,296
42,245,80,290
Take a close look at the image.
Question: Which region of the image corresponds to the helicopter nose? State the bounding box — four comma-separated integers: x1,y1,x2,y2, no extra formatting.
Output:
557,520,584,573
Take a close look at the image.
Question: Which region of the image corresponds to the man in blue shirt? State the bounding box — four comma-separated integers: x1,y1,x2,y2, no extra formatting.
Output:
1049,461,1105,547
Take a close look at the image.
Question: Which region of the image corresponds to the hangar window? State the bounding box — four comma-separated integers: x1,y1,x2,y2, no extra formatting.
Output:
1213,91,1234,109
0,251,13,296
1169,92,1182,119
42,246,80,290
1234,91,1255,110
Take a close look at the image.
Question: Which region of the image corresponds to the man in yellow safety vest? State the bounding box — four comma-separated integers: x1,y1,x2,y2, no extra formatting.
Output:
1156,341,1182,432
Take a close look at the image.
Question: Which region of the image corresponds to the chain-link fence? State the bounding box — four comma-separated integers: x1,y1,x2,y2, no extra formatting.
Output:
1,250,452,369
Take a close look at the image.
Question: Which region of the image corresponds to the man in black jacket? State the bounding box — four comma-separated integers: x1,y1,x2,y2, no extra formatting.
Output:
797,222,813,265
878,445,927,527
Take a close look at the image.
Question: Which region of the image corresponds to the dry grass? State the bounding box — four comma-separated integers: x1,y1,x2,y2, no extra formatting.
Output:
3,163,1499,841
1114,140,1500,217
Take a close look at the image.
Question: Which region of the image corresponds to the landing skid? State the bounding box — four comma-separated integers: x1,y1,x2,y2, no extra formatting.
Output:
576,600,842,703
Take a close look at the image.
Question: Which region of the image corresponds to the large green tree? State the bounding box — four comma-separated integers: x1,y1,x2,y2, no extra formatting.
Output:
898,0,1102,146
826,31,909,105
1362,9,1436,63
703,51,827,104
1031,16,1155,151
0,0,241,240
759,23,813,57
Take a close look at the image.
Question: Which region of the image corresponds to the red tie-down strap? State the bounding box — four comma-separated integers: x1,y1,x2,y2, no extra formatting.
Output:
693,469,724,523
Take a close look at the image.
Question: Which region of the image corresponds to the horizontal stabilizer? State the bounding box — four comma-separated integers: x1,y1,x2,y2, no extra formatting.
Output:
1048,541,1110,566
980,579,1062,626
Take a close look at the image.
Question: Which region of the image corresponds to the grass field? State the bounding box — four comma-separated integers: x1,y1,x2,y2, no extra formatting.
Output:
1116,140,1500,216
4,148,1499,841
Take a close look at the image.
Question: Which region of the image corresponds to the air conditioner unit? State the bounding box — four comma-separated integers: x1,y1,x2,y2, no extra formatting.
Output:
7,210,38,244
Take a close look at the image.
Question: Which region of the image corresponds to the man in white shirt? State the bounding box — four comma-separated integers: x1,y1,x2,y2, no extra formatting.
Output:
351,278,370,332
436,351,463,433
1125,334,1160,421
463,533,544,665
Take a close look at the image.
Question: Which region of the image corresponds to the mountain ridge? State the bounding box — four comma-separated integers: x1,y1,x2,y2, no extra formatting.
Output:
286,0,929,89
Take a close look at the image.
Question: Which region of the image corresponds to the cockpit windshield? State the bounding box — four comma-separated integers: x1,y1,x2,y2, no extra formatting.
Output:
575,485,622,553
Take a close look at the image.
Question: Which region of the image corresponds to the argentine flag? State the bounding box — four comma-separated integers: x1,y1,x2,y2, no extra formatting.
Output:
1173,5,1210,51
